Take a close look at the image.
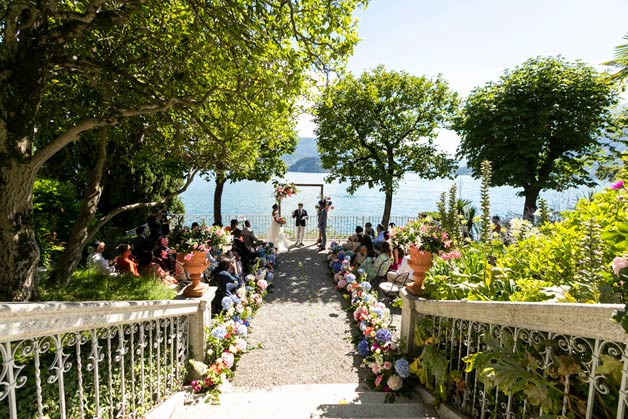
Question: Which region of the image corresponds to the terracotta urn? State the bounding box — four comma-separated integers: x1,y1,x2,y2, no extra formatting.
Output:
181,251,209,297
405,247,433,296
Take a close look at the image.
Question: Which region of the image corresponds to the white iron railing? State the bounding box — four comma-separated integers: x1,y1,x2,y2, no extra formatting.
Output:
168,214,417,239
400,290,628,419
0,296,214,419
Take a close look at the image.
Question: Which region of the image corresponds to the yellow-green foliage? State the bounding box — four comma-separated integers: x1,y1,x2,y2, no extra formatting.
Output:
40,269,176,301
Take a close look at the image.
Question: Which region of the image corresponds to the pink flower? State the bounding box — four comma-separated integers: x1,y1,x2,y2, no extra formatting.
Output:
383,361,392,370
235,338,247,352
184,253,193,261
337,279,347,289
257,279,268,290
610,180,625,190
374,375,384,388
221,352,235,369
612,257,628,275
371,363,381,374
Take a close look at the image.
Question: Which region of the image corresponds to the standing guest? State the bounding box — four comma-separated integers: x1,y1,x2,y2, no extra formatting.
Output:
318,199,330,251
231,228,256,267
160,206,171,235
116,244,140,277
89,241,116,275
133,226,153,269
364,222,375,239
147,208,161,245
292,203,308,247
492,216,502,234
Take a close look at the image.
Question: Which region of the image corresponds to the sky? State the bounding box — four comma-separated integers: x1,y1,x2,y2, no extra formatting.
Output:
297,0,628,154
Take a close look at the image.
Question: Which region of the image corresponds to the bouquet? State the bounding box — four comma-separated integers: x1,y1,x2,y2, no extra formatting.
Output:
276,216,287,225
272,180,299,202
315,195,334,211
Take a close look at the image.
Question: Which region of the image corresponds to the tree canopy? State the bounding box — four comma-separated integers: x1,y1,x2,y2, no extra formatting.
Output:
454,56,619,220
0,0,367,300
314,65,459,226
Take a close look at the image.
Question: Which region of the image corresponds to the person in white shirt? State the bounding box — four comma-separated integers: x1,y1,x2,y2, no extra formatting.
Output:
89,241,116,275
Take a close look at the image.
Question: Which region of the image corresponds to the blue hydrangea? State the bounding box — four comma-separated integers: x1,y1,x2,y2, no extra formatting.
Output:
237,324,248,336
357,268,365,276
359,320,367,331
230,295,241,305
357,339,370,357
360,282,372,291
210,326,227,340
267,254,276,263
395,359,410,378
266,271,274,282
345,273,356,283
221,297,234,310
245,274,256,282
375,328,392,344
363,294,373,304
344,255,351,262
372,307,384,318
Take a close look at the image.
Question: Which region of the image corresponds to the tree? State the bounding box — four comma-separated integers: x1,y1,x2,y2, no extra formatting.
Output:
314,65,458,226
0,0,366,300
455,56,619,220
603,32,628,83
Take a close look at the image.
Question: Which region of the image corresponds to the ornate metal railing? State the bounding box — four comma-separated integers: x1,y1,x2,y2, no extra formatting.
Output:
0,299,207,419
399,291,628,419
171,214,417,239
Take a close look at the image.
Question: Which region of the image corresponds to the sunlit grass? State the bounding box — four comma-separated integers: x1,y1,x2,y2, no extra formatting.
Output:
39,269,177,301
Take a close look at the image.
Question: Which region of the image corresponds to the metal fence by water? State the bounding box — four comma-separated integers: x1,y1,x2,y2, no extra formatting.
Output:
171,214,417,239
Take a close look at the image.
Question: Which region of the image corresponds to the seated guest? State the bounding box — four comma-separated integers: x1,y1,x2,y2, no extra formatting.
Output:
224,219,239,233
214,258,241,297
133,226,153,269
89,241,116,275
360,241,393,283
343,226,364,252
386,246,406,282
364,222,375,239
231,228,256,267
241,220,264,251
116,244,140,277
153,236,176,274
352,235,374,267
372,223,386,250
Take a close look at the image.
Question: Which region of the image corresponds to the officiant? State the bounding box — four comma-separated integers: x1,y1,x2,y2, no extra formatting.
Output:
292,203,308,247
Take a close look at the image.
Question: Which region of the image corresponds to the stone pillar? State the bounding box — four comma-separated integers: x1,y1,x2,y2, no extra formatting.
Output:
177,286,217,362
400,288,420,356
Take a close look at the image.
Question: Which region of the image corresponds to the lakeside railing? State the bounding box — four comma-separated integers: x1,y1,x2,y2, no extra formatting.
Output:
169,214,417,239
0,295,215,419
399,290,628,419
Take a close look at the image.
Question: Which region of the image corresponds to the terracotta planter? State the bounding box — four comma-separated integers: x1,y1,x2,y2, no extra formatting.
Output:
405,248,433,296
181,251,209,297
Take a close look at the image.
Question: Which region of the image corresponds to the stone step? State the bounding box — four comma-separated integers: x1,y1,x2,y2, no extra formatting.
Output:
163,383,437,419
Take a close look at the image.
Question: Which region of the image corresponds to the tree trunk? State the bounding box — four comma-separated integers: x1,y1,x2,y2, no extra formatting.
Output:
213,176,225,226
382,186,393,228
522,186,540,222
0,161,40,301
51,130,109,284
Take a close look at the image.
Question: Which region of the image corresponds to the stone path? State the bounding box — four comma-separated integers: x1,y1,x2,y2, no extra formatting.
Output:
230,240,368,389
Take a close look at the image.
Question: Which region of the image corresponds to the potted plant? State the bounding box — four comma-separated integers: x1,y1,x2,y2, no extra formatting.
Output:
392,218,451,296
170,224,231,297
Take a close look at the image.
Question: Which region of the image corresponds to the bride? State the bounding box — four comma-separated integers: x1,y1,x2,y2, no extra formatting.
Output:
268,204,291,253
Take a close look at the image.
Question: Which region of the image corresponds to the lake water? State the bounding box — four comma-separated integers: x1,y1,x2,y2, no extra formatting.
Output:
180,172,598,220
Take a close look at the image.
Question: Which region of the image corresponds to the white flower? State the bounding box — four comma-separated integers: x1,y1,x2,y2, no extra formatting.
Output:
387,374,403,391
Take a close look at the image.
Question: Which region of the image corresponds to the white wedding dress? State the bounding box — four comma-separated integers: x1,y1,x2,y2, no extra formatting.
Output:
268,211,291,253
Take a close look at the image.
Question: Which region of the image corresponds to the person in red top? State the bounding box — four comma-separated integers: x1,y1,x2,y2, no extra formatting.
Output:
116,243,140,277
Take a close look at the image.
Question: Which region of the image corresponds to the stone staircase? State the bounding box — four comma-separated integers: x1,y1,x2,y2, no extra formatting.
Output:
153,383,439,419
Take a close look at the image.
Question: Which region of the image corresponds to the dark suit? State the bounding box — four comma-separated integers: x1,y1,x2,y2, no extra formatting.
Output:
292,208,308,245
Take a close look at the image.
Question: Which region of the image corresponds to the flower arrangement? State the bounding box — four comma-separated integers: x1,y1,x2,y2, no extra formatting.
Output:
189,256,275,403
327,247,416,401
272,180,299,202
170,224,230,256
392,217,452,254
275,216,287,225
315,195,334,212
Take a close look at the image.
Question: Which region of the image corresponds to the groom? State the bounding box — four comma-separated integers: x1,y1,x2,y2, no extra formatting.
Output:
292,203,308,247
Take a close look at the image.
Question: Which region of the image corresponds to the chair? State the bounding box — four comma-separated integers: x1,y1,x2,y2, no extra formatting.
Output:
371,259,393,289
378,272,411,300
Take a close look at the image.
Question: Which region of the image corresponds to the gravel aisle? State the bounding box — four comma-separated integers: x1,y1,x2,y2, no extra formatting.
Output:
231,241,366,390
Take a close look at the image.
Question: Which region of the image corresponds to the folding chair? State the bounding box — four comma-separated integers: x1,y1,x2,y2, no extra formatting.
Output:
371,259,393,289
378,272,411,301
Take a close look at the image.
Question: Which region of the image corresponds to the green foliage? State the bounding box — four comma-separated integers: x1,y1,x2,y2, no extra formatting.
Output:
479,160,492,244
538,198,550,225
315,65,458,225
39,269,176,301
456,56,620,218
33,178,81,267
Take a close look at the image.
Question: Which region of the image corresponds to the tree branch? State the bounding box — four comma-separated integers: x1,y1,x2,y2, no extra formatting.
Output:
85,168,199,244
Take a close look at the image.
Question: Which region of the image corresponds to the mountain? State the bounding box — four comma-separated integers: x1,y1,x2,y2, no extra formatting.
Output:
282,137,319,167
288,157,323,172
